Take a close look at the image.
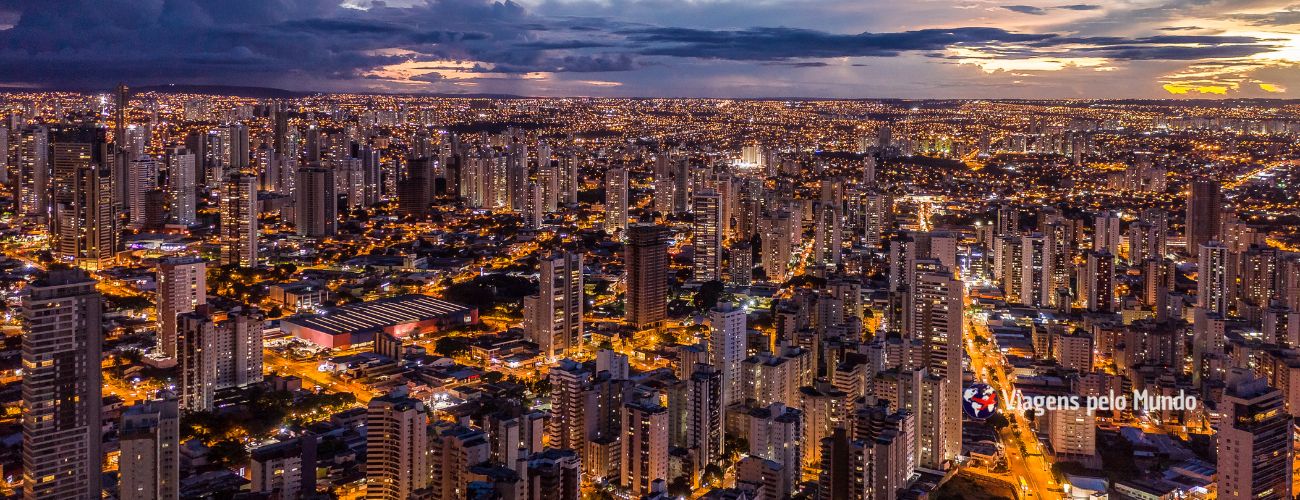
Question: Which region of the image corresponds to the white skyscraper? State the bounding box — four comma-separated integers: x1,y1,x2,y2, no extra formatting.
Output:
127,156,159,228
366,394,430,500
177,310,218,412
1093,210,1121,256
709,303,747,407
213,306,265,390
119,397,181,500
1198,242,1230,316
157,257,206,359
166,147,197,225
605,167,628,239
1049,407,1096,458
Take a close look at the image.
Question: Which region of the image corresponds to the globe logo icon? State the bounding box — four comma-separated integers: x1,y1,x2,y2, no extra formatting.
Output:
963,383,998,420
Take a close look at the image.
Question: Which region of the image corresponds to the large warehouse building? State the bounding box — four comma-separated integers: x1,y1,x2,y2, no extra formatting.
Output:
280,294,477,348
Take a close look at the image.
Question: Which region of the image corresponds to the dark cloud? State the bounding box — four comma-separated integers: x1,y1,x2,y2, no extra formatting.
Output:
621,26,1276,63
0,0,1284,91
0,0,619,88
1002,4,1098,14
623,26,1057,60
1002,5,1047,14
513,40,618,50
1232,7,1300,26
762,61,831,67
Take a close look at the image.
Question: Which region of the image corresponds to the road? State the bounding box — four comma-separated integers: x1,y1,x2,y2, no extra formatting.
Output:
964,308,1062,500
263,348,379,404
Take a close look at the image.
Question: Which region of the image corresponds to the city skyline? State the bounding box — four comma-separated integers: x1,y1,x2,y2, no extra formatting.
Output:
3,0,1300,98
0,86,1296,499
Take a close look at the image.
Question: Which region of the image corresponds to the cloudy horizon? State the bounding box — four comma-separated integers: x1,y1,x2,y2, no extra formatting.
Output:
1,0,1299,98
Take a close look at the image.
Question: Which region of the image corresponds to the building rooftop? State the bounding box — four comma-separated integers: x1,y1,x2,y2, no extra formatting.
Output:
282,294,472,336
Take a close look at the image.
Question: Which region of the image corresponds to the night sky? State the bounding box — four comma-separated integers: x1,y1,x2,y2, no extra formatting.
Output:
2,0,1298,98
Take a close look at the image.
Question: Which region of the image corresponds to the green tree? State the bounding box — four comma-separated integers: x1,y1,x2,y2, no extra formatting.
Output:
667,476,692,496
693,280,725,311
435,337,472,358
987,412,1011,430
208,439,249,469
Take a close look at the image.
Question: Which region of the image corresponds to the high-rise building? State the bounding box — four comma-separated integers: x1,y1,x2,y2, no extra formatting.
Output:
692,190,723,281
50,125,116,270
358,145,381,206
220,173,259,267
546,360,591,455
156,257,207,359
1048,406,1096,459
176,309,217,412
1093,211,1121,256
814,201,843,269
743,347,814,409
250,434,317,499
119,397,181,500
1198,242,1230,316
912,371,956,469
799,385,847,468
998,235,1025,304
0,126,9,185
213,306,265,390
366,393,430,500
863,192,892,249
855,403,915,500
900,266,963,470
761,211,797,282
626,224,668,329
619,400,668,496
685,365,723,478
127,156,159,228
1239,245,1279,308
1186,179,1224,253
1019,234,1050,307
1053,330,1093,372
817,427,861,499
747,402,802,495
1217,370,1294,500
729,241,753,286
398,157,435,217
524,252,584,360
215,123,250,174
1085,251,1116,313
427,422,491,500
604,167,628,239
889,232,930,293
114,84,131,205
175,303,263,411
21,269,103,500
653,177,675,216
709,303,747,407
905,265,963,381
330,157,366,210
17,127,50,222
524,181,544,229
1129,210,1167,265
166,147,197,225
525,449,581,500
295,166,337,237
